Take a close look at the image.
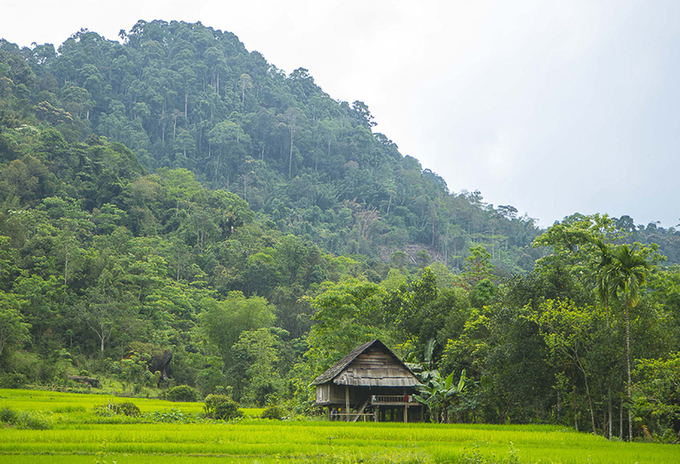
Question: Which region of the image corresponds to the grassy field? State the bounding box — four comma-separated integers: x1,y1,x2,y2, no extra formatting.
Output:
0,389,677,463
0,388,263,417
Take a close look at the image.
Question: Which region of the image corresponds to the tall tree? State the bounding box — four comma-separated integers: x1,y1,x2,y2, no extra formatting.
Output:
283,107,304,178
606,243,651,439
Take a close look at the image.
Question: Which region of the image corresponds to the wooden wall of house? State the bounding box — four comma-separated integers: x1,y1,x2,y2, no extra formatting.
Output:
315,383,352,404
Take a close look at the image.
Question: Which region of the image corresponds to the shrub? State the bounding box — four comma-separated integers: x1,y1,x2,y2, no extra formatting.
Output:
92,402,140,417
204,394,242,420
112,402,141,416
261,405,285,420
0,373,27,389
0,407,17,423
92,404,116,417
166,385,199,402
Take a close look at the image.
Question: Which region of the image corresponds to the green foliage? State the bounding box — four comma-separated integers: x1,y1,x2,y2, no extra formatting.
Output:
229,328,283,406
633,354,680,439
146,408,197,424
415,369,468,423
0,292,31,357
93,402,141,417
0,25,679,442
307,279,388,373
0,373,27,389
463,245,494,287
15,410,53,429
203,394,242,420
0,406,17,423
200,292,275,366
112,402,141,417
166,385,199,402
261,404,285,420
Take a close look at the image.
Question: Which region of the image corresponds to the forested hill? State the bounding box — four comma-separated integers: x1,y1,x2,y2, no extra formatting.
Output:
0,20,547,275
3,20,677,270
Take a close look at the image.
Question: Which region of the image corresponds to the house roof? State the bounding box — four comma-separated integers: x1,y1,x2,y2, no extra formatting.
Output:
311,339,419,387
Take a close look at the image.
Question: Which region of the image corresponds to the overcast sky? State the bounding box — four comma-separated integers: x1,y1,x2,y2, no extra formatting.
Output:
2,0,680,228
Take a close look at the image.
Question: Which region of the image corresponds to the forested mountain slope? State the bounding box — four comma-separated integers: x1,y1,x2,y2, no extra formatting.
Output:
1,20,546,275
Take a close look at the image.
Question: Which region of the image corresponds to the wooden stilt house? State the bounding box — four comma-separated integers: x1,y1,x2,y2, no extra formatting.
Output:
312,339,422,422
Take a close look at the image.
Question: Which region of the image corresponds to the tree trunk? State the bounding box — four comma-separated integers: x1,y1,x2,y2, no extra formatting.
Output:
288,130,295,178
625,299,633,440
584,369,597,434
620,398,623,440
607,386,614,440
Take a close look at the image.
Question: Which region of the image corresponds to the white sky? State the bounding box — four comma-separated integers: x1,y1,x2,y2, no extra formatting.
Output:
2,0,680,228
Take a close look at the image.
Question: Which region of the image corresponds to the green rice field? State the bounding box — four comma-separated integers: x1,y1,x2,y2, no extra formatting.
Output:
0,389,677,463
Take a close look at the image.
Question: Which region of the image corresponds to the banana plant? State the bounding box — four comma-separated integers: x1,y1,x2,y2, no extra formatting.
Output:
414,369,467,423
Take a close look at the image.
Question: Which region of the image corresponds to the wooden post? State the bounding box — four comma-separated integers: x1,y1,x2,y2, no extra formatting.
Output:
403,389,408,423
345,385,350,422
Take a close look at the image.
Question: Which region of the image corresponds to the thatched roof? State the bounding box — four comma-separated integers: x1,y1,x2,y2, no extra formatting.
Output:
311,339,419,387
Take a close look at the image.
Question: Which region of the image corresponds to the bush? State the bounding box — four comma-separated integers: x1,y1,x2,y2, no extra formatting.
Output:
0,407,17,423
261,404,285,420
166,385,199,402
0,373,27,389
92,402,140,417
92,404,115,417
112,402,141,417
204,394,242,421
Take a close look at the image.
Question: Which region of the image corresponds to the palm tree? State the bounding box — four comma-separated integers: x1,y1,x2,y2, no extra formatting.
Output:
607,243,650,440
593,238,616,439
593,239,614,325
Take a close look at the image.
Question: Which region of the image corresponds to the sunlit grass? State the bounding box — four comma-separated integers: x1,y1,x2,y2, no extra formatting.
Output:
0,389,677,463
0,388,264,417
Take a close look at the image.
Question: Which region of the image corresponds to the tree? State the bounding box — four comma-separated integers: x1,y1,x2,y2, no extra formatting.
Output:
463,246,493,288
306,279,387,373
79,287,138,356
633,354,680,439
229,328,283,405
239,73,252,104
605,243,652,440
207,121,248,185
199,292,275,366
532,299,600,434
283,107,305,178
0,292,30,357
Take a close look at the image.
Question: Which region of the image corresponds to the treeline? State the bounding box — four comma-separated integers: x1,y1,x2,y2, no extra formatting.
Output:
0,123,678,440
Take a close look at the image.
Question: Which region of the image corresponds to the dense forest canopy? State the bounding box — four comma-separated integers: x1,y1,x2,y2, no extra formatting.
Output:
0,20,679,441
